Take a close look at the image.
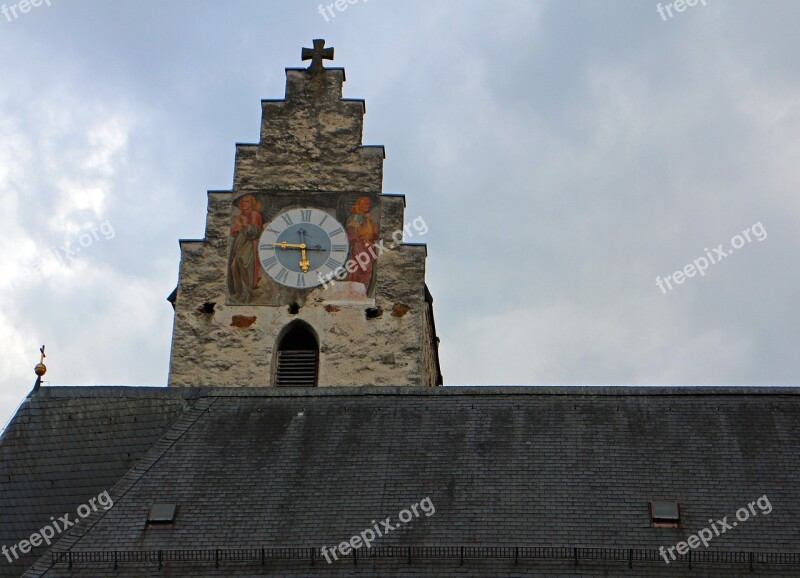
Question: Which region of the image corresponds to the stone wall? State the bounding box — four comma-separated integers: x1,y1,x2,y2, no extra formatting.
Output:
167,64,440,388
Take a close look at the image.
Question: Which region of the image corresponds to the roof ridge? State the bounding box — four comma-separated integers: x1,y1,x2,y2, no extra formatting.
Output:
29,385,209,399
199,385,800,398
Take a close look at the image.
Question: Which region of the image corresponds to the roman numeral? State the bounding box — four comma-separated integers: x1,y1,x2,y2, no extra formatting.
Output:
266,227,280,235
281,213,294,226
318,214,328,226
275,268,289,283
300,210,312,222
296,273,306,287
259,243,274,252
326,257,343,269
332,244,347,252
329,227,344,237
262,256,278,270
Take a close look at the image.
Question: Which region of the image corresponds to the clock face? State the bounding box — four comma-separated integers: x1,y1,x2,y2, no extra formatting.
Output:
258,207,349,288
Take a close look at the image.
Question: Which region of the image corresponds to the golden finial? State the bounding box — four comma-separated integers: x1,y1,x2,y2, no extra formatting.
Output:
34,345,47,377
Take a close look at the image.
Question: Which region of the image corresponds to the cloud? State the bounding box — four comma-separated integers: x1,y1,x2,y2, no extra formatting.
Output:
2,0,800,428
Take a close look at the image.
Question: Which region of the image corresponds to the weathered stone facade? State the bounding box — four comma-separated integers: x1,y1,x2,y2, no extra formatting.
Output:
167,53,442,388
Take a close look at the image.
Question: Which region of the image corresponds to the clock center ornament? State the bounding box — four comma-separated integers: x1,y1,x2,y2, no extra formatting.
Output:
258,207,349,289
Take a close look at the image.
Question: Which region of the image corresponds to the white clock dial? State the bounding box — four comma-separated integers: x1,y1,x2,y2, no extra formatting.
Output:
258,208,349,288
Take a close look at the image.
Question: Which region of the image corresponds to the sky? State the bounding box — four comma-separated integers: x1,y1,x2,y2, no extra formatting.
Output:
1,0,799,427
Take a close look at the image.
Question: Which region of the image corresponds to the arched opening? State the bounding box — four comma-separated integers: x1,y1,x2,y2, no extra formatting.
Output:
274,322,319,387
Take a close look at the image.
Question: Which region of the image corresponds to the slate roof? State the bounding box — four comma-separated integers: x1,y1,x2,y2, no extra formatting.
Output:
0,387,193,577
3,385,800,577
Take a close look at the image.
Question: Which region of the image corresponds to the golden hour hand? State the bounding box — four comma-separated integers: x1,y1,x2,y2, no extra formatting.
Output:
299,246,309,273
268,242,313,272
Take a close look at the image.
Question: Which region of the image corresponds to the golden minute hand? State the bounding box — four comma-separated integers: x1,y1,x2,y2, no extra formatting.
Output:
271,242,310,273
273,242,305,249
266,242,324,251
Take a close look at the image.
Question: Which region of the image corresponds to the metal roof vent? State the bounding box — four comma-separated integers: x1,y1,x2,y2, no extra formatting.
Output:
651,500,680,527
147,503,177,525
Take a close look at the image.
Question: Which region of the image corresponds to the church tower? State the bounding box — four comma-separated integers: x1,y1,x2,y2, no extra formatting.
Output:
167,40,442,388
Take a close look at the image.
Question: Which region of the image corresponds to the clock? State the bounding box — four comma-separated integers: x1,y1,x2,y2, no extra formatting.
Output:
258,207,349,288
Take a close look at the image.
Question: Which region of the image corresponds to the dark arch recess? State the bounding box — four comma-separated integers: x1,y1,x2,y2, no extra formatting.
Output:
274,321,319,387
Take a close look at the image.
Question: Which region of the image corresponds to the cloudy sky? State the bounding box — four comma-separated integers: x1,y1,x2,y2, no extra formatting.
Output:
1,0,799,426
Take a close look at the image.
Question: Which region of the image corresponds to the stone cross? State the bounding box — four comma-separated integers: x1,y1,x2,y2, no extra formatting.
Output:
302,39,334,72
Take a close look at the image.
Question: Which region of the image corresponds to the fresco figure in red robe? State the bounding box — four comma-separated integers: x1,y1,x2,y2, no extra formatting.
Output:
346,196,379,291
228,194,263,303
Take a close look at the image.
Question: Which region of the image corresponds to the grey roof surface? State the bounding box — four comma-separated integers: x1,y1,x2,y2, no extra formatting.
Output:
4,385,800,577
0,386,192,577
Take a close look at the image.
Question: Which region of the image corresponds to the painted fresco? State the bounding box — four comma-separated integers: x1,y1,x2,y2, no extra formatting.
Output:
226,191,381,306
